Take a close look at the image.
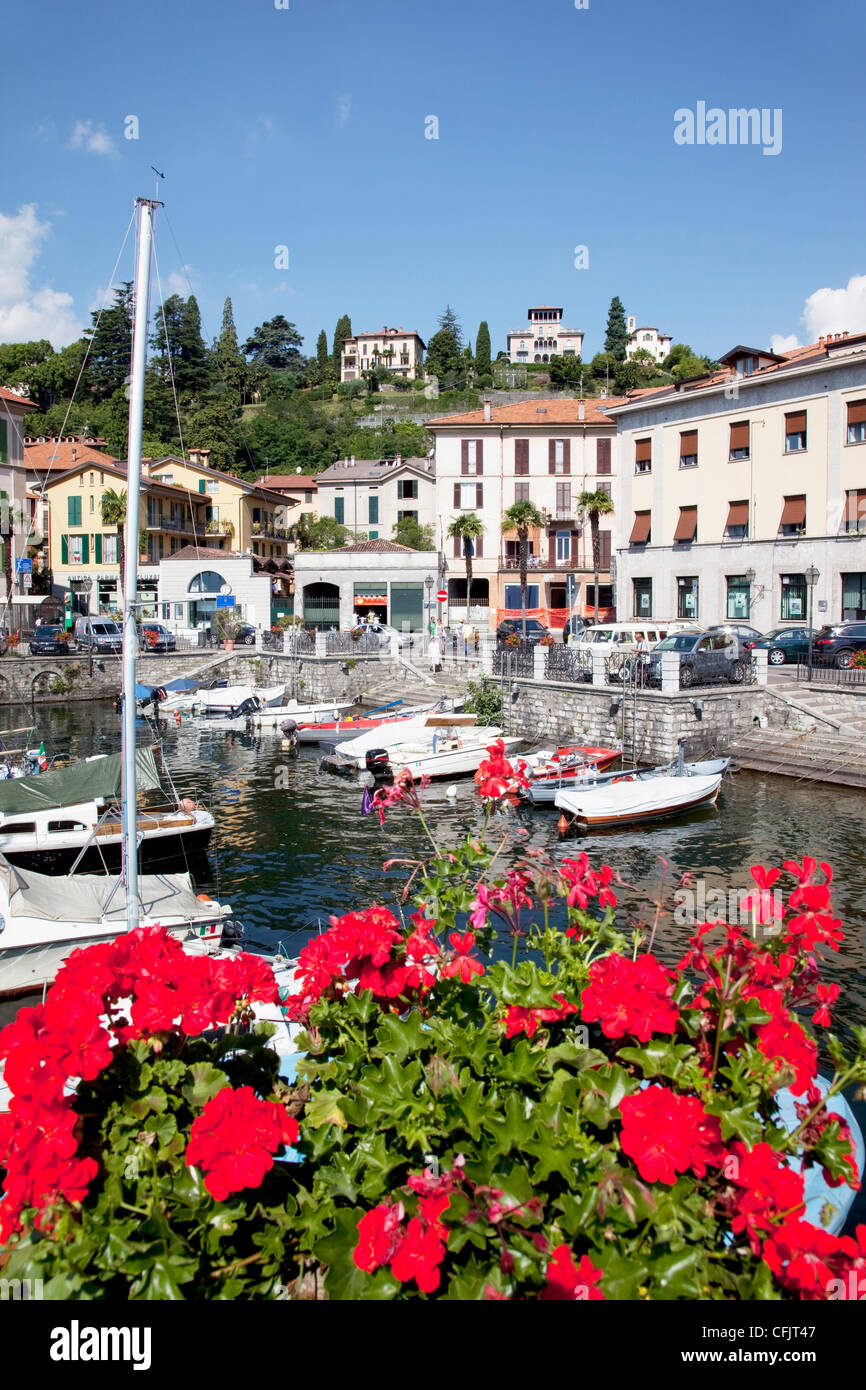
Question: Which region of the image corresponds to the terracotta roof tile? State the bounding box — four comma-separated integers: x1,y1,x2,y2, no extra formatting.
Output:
163,545,248,562
25,441,119,472
0,387,37,408
330,538,417,553
427,398,623,428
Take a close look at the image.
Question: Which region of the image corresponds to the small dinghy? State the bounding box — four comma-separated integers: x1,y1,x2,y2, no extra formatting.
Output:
555,748,730,829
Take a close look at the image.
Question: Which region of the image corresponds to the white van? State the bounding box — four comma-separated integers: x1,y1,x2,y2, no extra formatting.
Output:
570,620,702,652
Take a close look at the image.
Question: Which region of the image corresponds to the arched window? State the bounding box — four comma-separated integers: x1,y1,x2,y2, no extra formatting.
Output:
188,570,227,594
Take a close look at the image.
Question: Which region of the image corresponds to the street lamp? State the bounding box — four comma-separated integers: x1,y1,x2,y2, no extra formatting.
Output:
425,574,434,632
745,567,756,622
805,565,819,683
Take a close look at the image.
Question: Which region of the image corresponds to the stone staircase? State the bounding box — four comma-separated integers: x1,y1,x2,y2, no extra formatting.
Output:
361,664,472,708
764,679,866,738
729,725,866,788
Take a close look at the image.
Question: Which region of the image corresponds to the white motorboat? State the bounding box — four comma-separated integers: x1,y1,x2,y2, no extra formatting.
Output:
0,748,214,872
554,759,727,828
162,683,298,714
287,702,439,745
384,728,523,782
0,858,235,999
335,712,478,762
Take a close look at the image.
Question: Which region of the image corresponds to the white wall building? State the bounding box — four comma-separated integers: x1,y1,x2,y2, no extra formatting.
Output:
608,333,866,629
340,327,426,382
316,456,436,542
157,546,286,631
626,317,672,364
507,306,584,365
0,388,37,602
293,539,439,630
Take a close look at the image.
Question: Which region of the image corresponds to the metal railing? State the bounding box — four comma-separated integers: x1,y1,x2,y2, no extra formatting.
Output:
493,642,535,679
794,659,866,685
544,645,592,684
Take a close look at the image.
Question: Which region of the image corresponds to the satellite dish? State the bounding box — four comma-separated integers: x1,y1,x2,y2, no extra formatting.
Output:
295,466,302,473
219,584,231,596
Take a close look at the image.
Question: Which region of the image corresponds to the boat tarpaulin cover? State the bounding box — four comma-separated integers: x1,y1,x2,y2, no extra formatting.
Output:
0,748,162,815
0,860,206,922
162,678,199,692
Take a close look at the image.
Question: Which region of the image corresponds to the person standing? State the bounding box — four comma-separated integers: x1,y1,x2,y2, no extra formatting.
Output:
462,621,472,658
635,631,650,686
428,633,442,673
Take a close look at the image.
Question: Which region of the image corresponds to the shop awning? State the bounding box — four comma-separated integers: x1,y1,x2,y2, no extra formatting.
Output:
629,511,651,543
355,594,387,605
725,501,749,529
779,496,806,527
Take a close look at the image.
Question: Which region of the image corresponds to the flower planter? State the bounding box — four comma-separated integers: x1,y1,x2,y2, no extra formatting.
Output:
223,639,234,651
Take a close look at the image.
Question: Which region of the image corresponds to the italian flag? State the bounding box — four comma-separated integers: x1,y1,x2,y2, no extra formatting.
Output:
38,742,48,772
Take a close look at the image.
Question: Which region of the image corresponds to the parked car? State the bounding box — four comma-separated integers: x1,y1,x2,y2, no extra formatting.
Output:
707,623,763,645
811,621,866,669
234,623,257,646
29,625,71,656
647,629,747,688
367,622,414,650
139,622,177,653
73,616,123,653
747,627,810,666
562,616,587,644
496,618,550,646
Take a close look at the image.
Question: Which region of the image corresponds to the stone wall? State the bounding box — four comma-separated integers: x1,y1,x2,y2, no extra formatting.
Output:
502,678,778,762
0,651,405,707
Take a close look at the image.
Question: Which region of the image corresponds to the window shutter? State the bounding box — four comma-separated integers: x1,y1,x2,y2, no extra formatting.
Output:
198,479,206,493
94,533,102,563
453,534,461,558
785,411,807,434
476,440,483,475
0,419,7,464
729,421,750,450
548,533,556,564
635,438,652,463
515,439,529,475
61,534,68,565
598,531,611,568
548,440,556,474
453,483,461,508
673,506,698,542
562,439,571,474
629,512,651,543
476,483,483,507
680,430,698,458
68,496,81,527
461,440,469,475
848,400,866,426
475,534,482,558
596,437,611,474
81,534,89,564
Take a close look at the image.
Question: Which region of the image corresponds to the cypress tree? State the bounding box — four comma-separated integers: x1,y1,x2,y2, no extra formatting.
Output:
216,297,246,398
332,314,352,377
177,294,211,397
475,321,491,378
604,296,629,361
316,328,330,376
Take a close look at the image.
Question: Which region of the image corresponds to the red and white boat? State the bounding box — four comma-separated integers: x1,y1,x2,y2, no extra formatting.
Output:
285,702,439,745
523,744,621,804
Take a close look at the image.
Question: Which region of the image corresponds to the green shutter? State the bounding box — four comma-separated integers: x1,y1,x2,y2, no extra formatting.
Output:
369,495,379,524
334,498,344,524
199,479,206,493
0,419,7,464
81,535,89,564
95,533,102,564
61,534,69,565
68,495,81,527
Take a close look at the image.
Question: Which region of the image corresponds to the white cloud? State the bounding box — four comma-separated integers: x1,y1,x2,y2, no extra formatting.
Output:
802,274,866,340
0,204,82,347
771,273,866,351
69,120,117,158
336,94,352,128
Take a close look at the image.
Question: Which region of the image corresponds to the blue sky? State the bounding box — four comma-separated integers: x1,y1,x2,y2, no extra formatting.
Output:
2,0,865,359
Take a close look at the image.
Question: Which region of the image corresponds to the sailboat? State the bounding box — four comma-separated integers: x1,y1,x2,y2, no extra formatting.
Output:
0,199,235,999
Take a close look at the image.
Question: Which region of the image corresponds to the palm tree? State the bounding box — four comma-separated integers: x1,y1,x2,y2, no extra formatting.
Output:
446,514,484,620
501,499,545,637
0,493,29,613
577,489,615,623
101,488,127,595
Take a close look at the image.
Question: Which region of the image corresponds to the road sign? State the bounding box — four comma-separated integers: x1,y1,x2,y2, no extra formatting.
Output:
22,573,32,590
436,590,448,603
15,558,32,574
215,594,236,609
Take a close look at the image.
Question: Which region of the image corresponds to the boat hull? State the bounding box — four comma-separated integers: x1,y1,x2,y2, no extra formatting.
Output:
2,822,213,874
555,773,723,828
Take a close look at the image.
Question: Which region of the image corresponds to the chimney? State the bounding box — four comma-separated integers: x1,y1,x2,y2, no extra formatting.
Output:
71,448,76,462
483,401,491,422
578,400,585,421
350,455,355,467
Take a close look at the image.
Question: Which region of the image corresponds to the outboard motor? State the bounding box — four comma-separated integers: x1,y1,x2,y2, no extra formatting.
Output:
280,717,299,753
365,747,392,778
229,695,260,720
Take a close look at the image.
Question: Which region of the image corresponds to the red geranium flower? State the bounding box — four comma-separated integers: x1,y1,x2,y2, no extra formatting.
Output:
185,1086,298,1202
619,1086,724,1185
539,1245,605,1300
761,1217,844,1298
354,1201,406,1272
441,931,484,982
581,952,679,1042
725,1141,805,1253
389,1215,447,1294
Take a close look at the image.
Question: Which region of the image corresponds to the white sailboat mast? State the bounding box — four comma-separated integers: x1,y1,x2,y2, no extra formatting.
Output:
122,197,160,931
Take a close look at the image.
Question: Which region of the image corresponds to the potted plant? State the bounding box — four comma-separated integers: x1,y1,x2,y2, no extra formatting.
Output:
539,633,555,647
211,609,241,650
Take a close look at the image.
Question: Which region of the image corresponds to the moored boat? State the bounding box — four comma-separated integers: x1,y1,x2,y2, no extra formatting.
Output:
554,761,727,829
377,728,523,782
522,743,622,804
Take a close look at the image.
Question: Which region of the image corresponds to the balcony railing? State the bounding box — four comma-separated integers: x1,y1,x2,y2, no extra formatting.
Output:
149,515,196,533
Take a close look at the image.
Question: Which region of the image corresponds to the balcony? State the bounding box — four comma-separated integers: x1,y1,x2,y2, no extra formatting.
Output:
148,515,196,533
205,519,235,537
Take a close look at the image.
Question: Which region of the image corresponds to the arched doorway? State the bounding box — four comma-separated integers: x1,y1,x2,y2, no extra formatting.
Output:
187,570,228,628
302,581,340,630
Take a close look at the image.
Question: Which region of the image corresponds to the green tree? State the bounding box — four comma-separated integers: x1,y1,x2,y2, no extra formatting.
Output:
577,488,615,623
316,329,331,381
0,340,55,408
501,499,545,636
604,296,629,361
425,327,461,382
150,294,186,367
446,513,484,616
332,314,352,378
243,316,304,373
474,321,492,381
100,488,127,595
296,514,350,549
438,304,463,347
662,343,719,381
548,353,584,388
392,516,434,549
215,297,247,398
177,295,212,398
84,283,134,402
185,396,242,471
